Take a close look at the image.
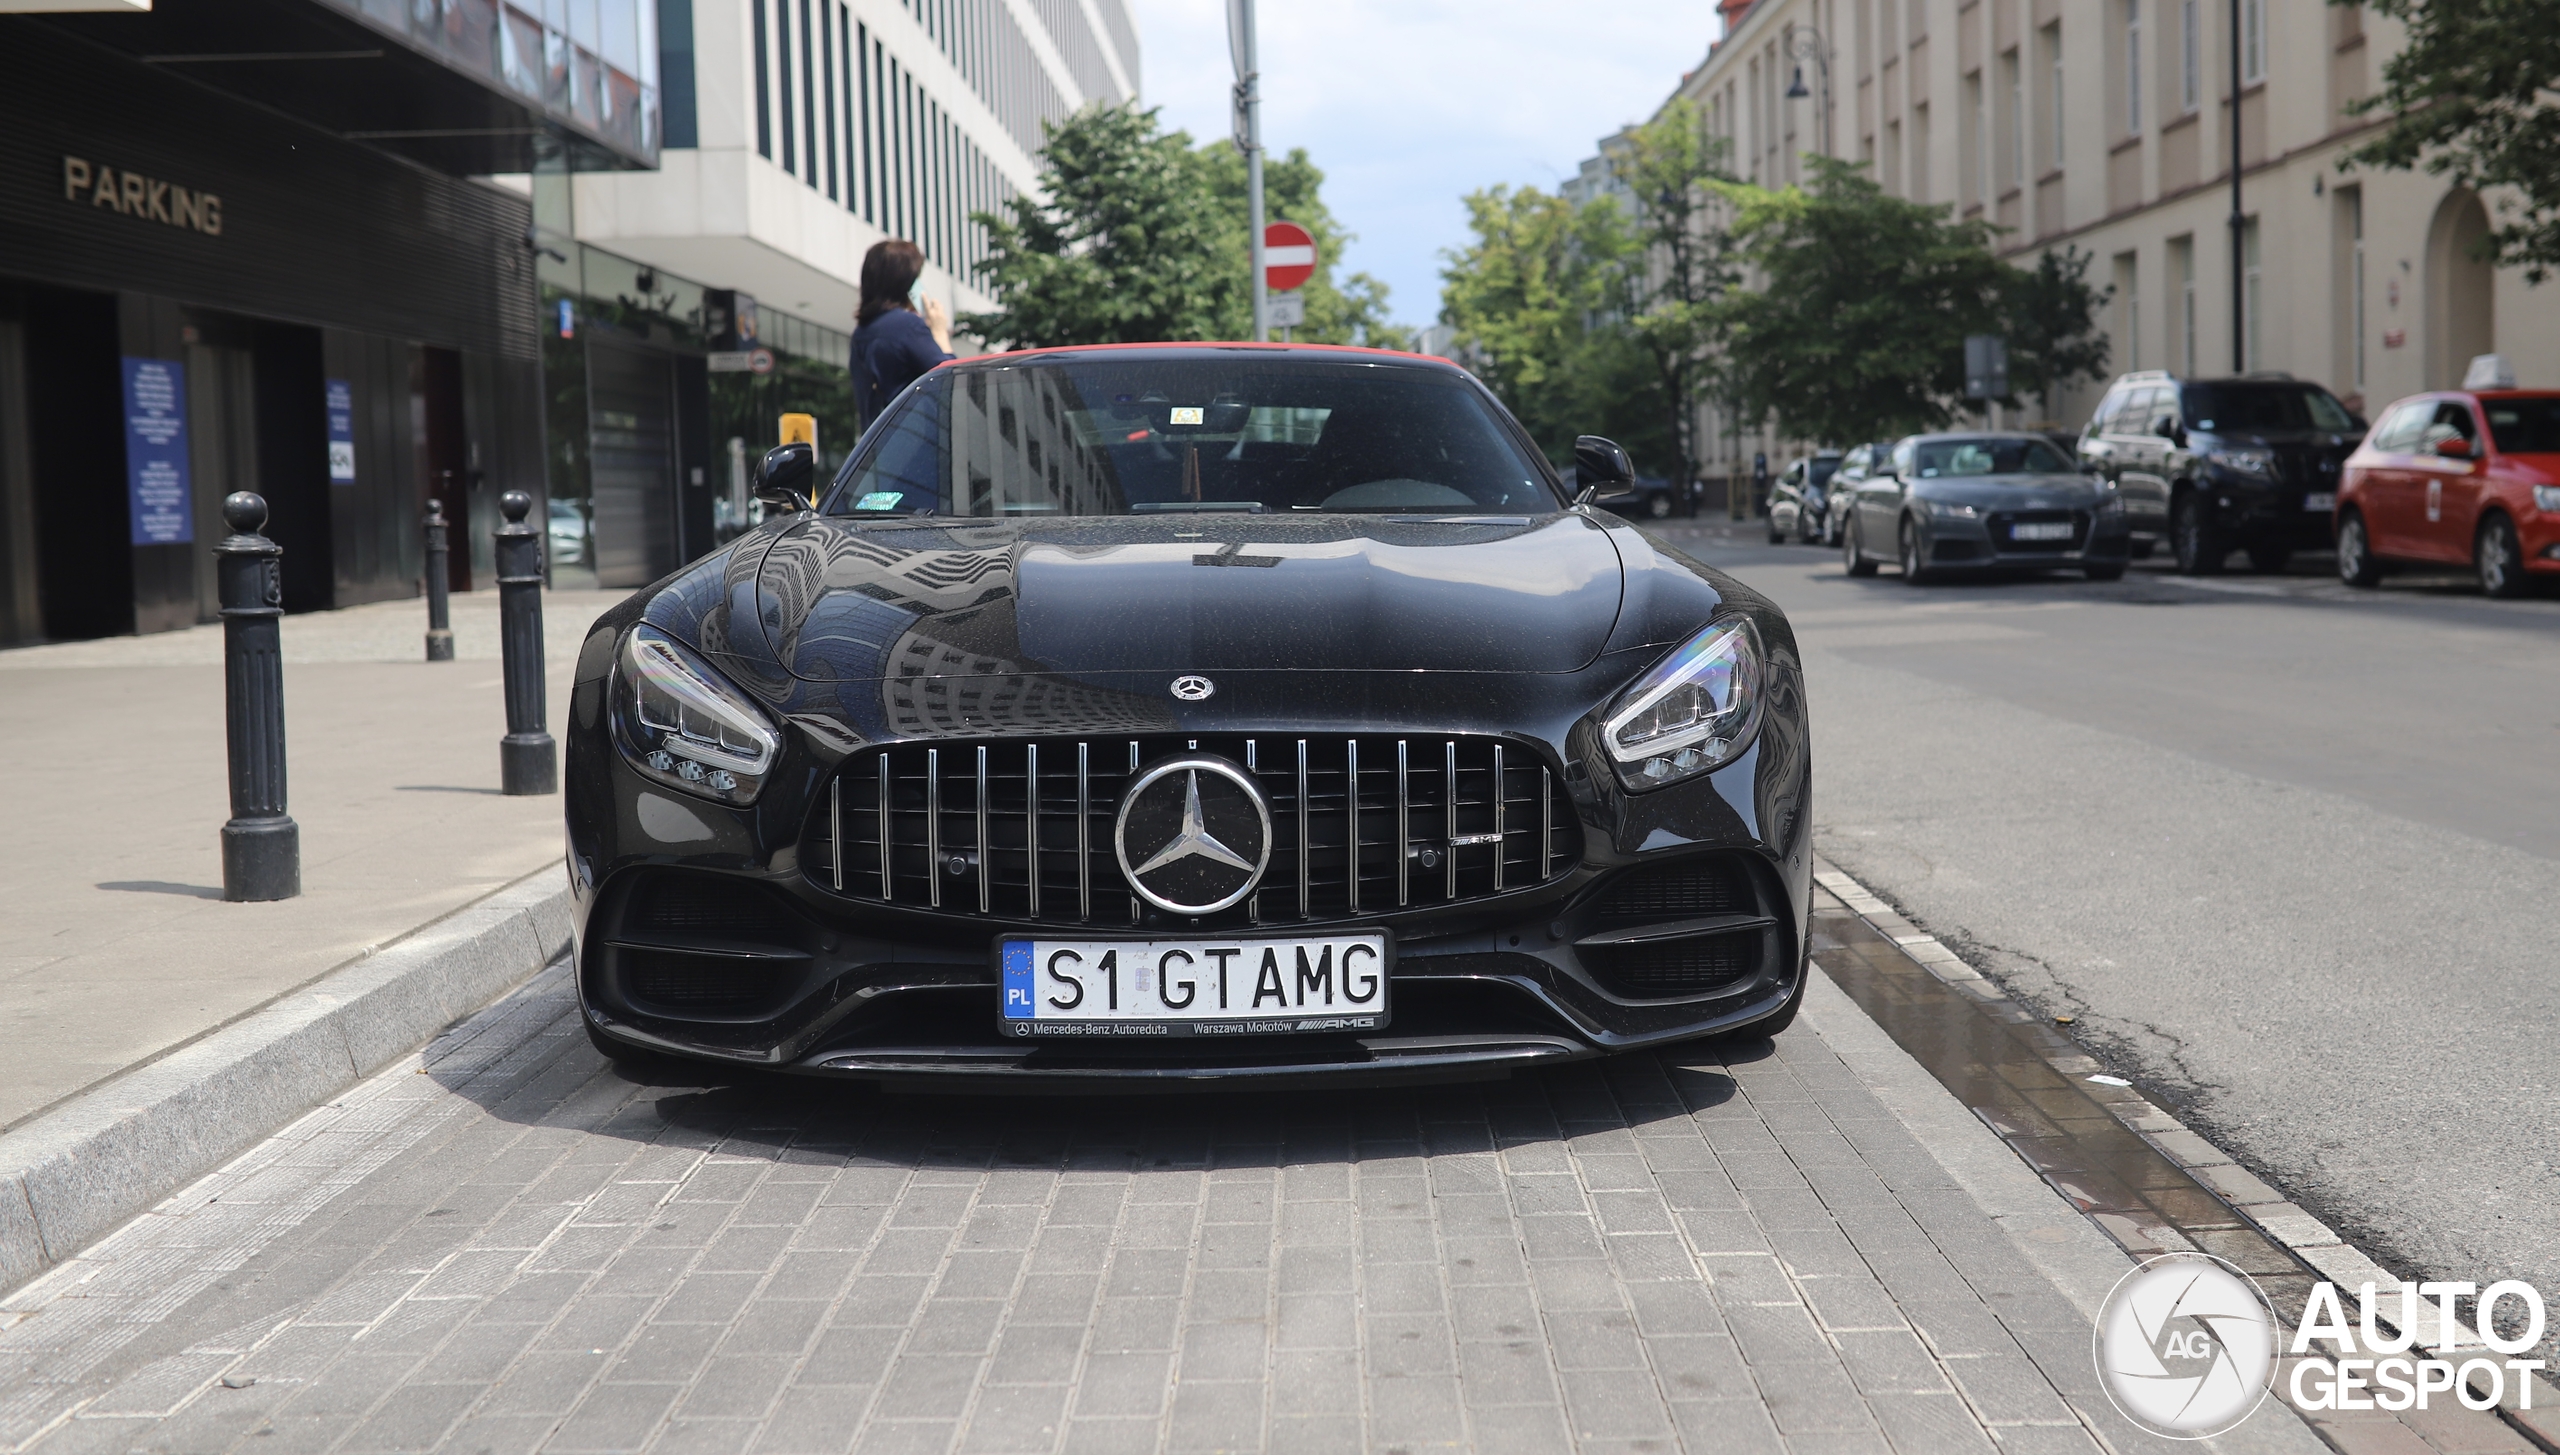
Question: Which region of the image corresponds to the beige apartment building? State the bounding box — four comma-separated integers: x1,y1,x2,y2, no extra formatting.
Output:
1670,0,2546,473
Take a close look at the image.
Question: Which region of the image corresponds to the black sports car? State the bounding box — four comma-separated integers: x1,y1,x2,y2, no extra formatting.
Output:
564,344,1812,1087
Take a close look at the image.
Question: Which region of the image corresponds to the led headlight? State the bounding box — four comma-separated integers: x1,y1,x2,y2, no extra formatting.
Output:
611,624,781,805
1924,499,1979,519
2208,448,2273,476
1600,618,1764,791
2533,484,2560,513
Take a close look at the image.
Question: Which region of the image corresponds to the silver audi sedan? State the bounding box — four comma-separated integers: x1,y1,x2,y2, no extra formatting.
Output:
1838,432,2133,583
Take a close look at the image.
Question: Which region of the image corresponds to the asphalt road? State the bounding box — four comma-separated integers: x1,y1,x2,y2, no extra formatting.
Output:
1661,521,2560,1340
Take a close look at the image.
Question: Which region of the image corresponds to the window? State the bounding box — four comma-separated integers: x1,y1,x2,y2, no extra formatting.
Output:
1964,70,1985,205
2004,49,2024,187
2114,252,2139,372
2369,400,2430,453
2124,0,2142,133
2172,235,2197,374
2242,218,2263,370
1913,103,1930,201
2044,22,2065,168
2346,188,2366,390
2179,0,2200,111
2242,0,2266,83
2482,399,2560,454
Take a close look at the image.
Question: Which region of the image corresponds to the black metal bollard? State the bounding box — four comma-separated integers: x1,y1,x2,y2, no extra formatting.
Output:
495,490,556,795
216,492,300,901
423,496,455,662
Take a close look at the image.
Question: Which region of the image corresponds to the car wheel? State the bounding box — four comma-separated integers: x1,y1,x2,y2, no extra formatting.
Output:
2171,493,2227,575
1899,517,1933,585
2083,563,2126,582
2336,511,2383,588
2477,513,2528,598
2247,544,2290,574
1843,516,1878,576
1647,492,1672,520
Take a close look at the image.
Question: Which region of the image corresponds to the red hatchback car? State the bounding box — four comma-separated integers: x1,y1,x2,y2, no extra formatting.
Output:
2336,390,2560,596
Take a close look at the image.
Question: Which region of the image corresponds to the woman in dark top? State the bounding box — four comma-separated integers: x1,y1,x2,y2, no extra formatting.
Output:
851,238,954,425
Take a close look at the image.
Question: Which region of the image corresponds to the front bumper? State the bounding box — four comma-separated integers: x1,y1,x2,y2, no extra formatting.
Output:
2201,469,2344,548
564,697,1814,1090
1922,509,2133,568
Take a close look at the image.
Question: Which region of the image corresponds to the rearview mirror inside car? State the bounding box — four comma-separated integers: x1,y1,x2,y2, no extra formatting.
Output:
1573,435,1638,502
756,442,815,508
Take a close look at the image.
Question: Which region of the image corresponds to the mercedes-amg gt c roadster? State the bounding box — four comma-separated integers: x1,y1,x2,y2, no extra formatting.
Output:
564,344,1812,1087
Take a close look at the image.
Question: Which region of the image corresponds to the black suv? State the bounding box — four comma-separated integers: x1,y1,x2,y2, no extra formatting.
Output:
2079,372,2367,573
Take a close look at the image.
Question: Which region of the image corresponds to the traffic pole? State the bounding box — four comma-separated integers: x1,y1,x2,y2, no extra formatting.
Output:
1231,0,1267,342
423,495,454,662
494,490,556,795
215,491,299,902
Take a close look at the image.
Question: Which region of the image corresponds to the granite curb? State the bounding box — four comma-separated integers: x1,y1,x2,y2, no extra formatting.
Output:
0,862,571,1297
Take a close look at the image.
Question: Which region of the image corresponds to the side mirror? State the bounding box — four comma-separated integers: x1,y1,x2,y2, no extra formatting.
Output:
1573,435,1637,503
2434,436,2473,460
756,442,815,508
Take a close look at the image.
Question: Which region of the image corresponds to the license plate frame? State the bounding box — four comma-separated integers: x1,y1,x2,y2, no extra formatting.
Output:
2010,521,2075,542
996,931,1393,1039
2303,492,2336,511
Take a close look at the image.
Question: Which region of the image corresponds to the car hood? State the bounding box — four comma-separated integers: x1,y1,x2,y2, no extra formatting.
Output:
2197,429,2363,452
753,512,1628,681
1910,474,2102,509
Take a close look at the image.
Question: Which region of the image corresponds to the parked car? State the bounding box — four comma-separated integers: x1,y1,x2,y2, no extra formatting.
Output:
2336,387,2560,597
547,496,590,567
566,344,1814,1087
1840,432,2132,583
1822,443,1892,546
1767,451,1843,544
2079,370,2365,573
1626,474,1684,519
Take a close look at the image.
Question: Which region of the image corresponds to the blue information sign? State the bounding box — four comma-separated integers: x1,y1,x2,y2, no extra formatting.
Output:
326,379,356,482
122,357,191,546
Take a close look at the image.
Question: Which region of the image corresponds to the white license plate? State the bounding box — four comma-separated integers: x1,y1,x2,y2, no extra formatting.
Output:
999,933,1390,1038
2303,492,2336,511
2011,521,2074,541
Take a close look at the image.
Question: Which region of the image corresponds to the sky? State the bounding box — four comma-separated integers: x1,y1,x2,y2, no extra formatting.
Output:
1123,2,1727,333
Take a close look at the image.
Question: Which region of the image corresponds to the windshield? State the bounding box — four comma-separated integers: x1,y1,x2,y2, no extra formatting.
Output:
2483,398,2560,454
2182,384,2358,433
825,358,1562,517
1808,459,1840,487
1910,437,2077,478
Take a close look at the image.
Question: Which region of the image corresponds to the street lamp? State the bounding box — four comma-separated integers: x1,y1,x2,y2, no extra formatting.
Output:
1782,28,1834,158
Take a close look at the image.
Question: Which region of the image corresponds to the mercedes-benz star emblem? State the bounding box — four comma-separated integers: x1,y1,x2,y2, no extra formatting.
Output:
1169,675,1215,701
1114,754,1271,914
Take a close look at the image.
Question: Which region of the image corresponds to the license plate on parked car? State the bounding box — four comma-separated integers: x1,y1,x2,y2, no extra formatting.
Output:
2303,492,2336,511
2010,522,2074,541
998,933,1390,1037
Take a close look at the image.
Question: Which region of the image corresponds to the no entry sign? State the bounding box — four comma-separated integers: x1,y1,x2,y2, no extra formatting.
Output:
1263,221,1315,292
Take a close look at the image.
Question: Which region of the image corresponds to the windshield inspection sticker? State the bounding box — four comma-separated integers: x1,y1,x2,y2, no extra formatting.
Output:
1168,406,1204,425
856,491,904,511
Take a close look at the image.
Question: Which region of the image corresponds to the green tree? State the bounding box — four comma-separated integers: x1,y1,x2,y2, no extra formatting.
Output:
963,104,1222,347
962,103,1409,348
1194,142,1412,349
2340,0,2560,281
1598,102,1740,488
1712,157,2011,444
2001,245,2113,421
1436,184,1659,468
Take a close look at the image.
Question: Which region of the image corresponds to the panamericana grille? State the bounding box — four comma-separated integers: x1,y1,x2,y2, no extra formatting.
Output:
1988,510,2090,552
803,735,1581,926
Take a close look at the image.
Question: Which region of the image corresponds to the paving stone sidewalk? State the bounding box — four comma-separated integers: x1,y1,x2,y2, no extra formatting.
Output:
0,957,2288,1455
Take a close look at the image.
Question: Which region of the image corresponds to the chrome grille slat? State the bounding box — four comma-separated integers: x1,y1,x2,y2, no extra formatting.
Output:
811,734,1580,927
